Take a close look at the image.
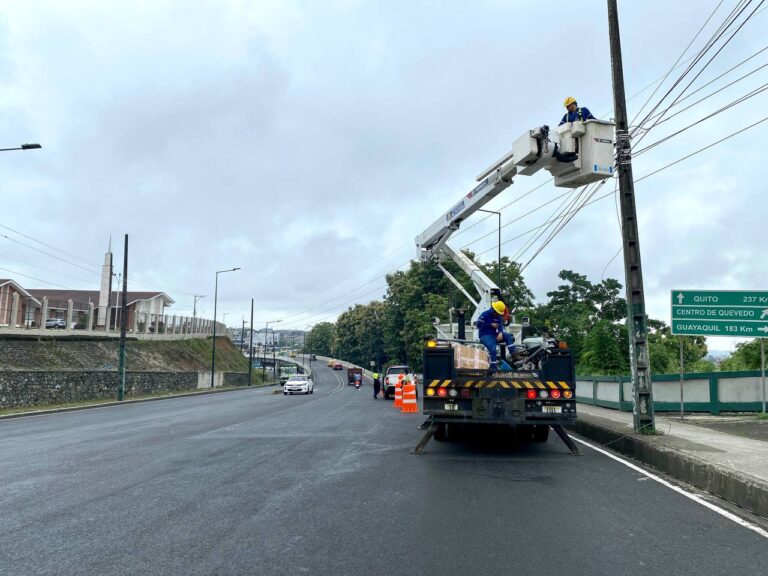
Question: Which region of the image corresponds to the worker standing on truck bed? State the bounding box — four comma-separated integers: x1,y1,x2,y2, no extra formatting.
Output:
476,301,515,371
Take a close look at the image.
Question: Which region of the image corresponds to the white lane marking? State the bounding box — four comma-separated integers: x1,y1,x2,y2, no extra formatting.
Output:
573,437,768,540
327,372,345,394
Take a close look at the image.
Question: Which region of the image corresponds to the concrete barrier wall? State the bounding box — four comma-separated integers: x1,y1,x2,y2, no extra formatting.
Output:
576,370,767,413
0,370,247,409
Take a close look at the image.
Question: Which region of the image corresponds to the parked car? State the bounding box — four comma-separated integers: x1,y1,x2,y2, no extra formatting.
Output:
45,318,66,329
310,354,317,360
383,365,418,400
283,374,314,395
333,362,343,370
327,359,336,367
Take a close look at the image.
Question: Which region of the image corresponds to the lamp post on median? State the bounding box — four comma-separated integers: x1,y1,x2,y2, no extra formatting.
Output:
0,143,42,152
262,320,281,382
211,267,241,388
477,208,502,292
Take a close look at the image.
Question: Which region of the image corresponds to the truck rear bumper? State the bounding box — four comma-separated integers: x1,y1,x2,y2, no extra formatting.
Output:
426,414,576,427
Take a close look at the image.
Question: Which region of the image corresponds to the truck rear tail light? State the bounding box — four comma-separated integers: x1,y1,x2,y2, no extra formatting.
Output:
550,389,561,399
539,390,549,398
448,388,458,398
460,388,471,398
437,388,447,397
526,390,537,400
426,388,435,397
563,390,573,399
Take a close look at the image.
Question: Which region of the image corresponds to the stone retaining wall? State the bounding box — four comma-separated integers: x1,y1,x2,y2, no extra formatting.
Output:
0,370,247,409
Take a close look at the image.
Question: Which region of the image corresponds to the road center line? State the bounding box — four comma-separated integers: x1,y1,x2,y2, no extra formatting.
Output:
328,373,345,394
572,436,768,540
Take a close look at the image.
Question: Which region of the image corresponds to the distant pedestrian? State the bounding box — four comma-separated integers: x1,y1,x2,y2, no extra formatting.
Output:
373,372,381,398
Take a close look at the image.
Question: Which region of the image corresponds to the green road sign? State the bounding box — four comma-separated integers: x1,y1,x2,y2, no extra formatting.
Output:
671,290,768,337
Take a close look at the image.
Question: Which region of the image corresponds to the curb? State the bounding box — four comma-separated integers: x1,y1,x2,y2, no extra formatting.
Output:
569,414,768,519
0,381,278,421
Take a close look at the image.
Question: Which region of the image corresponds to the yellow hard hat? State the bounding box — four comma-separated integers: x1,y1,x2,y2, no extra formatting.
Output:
564,96,577,107
491,301,506,314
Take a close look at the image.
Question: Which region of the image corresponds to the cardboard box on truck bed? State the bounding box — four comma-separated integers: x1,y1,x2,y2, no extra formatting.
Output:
451,342,490,370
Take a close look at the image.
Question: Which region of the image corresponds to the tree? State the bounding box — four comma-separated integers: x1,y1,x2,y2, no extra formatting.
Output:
720,339,763,371
479,256,534,310
305,322,336,357
527,270,627,361
646,320,708,374
334,301,387,368
577,320,629,375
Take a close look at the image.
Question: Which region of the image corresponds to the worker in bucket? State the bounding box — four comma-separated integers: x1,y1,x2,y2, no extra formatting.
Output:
559,96,595,125
476,301,515,371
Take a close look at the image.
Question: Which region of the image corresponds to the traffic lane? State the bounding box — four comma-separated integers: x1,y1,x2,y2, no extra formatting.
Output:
0,367,343,492
194,390,768,576
2,364,766,575
0,363,359,575
0,360,333,441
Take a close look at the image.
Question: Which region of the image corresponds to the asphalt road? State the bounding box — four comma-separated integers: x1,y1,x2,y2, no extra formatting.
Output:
1,364,766,575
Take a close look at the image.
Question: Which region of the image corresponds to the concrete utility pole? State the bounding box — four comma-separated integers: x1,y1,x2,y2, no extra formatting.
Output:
607,0,655,432
248,299,254,386
193,294,205,333
117,235,128,401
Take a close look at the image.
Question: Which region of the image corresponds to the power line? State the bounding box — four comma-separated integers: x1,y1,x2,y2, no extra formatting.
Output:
0,252,100,286
632,0,755,133
473,114,765,261
628,0,728,127
635,81,768,156
0,266,71,289
0,223,103,271
644,45,768,126
633,0,765,147
0,234,102,276
635,114,768,183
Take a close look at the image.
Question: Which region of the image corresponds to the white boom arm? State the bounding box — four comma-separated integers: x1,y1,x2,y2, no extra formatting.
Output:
415,119,615,337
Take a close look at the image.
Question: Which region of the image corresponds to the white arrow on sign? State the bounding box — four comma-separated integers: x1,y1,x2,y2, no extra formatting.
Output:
758,326,768,334
761,308,768,319
676,293,684,305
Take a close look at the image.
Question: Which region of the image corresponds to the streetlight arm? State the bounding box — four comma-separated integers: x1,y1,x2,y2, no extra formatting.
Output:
0,143,42,152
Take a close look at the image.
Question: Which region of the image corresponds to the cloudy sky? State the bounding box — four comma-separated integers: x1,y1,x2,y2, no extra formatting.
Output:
0,0,765,349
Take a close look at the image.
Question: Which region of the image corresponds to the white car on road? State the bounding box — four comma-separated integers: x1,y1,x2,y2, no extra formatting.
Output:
283,374,314,395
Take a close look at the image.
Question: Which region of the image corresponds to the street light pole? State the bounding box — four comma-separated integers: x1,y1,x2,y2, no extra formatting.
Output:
211,267,241,388
477,209,502,292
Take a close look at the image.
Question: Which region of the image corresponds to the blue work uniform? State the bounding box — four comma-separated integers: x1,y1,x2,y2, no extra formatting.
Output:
476,308,515,370
559,106,595,126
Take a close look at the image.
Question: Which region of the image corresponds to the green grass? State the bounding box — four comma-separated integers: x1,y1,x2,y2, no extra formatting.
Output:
757,412,768,421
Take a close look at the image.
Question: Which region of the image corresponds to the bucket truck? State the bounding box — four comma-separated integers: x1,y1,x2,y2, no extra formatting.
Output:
412,119,615,454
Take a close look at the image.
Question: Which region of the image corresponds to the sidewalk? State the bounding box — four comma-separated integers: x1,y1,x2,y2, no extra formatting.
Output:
572,404,768,518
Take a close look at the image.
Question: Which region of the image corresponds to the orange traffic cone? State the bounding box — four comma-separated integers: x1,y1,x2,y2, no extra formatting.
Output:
401,382,418,413
394,379,403,408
